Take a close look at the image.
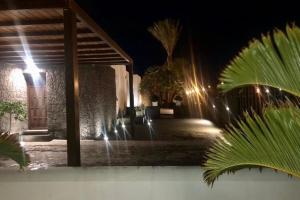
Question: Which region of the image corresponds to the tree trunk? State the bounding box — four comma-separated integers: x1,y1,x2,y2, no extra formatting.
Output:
9,112,12,133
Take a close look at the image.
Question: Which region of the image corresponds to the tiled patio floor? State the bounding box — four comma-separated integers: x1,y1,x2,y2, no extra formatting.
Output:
0,119,221,170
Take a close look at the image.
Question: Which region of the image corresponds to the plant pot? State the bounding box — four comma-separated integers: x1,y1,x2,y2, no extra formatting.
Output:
152,101,158,106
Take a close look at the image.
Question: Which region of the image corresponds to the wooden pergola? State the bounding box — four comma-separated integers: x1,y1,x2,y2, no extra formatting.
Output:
0,0,135,166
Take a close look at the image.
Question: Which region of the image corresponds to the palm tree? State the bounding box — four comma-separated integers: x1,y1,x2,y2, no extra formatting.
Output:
148,19,182,67
0,132,29,168
203,25,300,185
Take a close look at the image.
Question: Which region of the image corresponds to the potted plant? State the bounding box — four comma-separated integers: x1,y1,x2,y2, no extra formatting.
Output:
150,95,159,107
173,96,183,106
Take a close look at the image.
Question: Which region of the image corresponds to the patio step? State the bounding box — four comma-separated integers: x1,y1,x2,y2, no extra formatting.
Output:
22,129,48,135
21,130,53,142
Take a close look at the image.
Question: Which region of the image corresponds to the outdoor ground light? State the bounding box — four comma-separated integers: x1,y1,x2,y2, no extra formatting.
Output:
122,123,126,129
20,141,25,147
256,87,261,94
212,104,216,109
226,105,230,111
104,135,109,142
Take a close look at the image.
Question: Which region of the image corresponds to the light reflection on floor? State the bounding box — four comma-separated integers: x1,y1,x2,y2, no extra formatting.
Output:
0,119,223,170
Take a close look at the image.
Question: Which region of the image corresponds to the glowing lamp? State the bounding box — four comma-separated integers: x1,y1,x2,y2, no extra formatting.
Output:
225,106,230,111
256,87,261,94
24,58,40,75
104,135,109,142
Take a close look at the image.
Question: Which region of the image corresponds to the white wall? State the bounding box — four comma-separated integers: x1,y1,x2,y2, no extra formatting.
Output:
127,74,142,107
0,167,299,200
112,65,142,114
111,65,129,115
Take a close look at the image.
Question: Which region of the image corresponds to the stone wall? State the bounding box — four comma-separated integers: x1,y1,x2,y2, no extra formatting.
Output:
79,65,116,139
0,63,117,139
0,63,27,133
46,66,66,138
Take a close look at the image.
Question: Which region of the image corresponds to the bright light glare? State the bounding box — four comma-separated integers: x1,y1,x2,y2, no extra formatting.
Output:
265,88,270,94
147,121,151,126
20,141,25,147
122,123,126,129
212,104,216,109
104,135,109,142
256,87,261,94
198,119,214,126
24,57,41,77
226,106,230,111
114,129,118,134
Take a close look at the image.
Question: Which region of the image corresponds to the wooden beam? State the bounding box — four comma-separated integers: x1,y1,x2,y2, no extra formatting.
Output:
0,28,92,38
1,57,124,63
0,33,97,40
68,0,133,64
0,51,119,57
0,0,65,10
0,44,111,52
126,64,135,137
0,37,103,46
64,7,81,167
0,54,120,59
0,18,64,27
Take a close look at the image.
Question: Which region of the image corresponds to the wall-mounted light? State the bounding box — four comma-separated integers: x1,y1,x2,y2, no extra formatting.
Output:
23,57,41,79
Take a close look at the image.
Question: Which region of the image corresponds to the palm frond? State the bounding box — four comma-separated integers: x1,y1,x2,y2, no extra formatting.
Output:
0,132,29,168
219,25,300,97
203,104,300,185
148,19,182,63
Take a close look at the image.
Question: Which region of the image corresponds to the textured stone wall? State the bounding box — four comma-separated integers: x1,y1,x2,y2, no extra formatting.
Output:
0,64,116,139
79,65,116,139
46,65,116,139
0,63,27,133
46,66,66,138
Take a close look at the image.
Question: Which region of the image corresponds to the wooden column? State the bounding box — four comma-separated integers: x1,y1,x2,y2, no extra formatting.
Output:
64,7,81,166
126,64,135,137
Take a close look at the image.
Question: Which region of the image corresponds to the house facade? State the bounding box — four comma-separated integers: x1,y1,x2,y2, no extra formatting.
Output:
0,63,140,139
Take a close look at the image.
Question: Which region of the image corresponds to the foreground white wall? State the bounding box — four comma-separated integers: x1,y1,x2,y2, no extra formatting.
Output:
0,167,299,200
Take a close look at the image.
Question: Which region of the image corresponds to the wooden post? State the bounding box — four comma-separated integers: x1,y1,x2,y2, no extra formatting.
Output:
126,64,135,138
64,7,81,166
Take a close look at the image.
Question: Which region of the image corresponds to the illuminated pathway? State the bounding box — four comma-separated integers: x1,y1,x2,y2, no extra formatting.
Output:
0,119,221,169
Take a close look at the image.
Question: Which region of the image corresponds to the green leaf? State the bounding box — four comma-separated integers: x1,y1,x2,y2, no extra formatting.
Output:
219,25,300,97
0,132,30,168
203,104,300,185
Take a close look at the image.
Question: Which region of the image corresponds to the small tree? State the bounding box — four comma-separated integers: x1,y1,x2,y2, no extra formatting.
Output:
141,19,185,107
0,101,27,132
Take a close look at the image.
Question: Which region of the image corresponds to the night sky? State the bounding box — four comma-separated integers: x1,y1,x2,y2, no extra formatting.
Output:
76,0,299,84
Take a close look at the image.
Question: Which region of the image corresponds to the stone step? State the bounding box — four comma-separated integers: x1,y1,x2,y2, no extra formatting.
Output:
21,134,53,142
22,129,48,136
